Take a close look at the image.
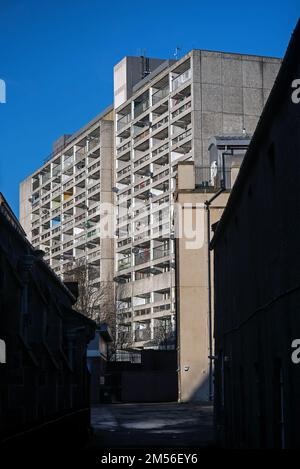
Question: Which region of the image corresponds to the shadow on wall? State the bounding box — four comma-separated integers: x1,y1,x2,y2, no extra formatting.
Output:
189,374,212,403
106,350,178,403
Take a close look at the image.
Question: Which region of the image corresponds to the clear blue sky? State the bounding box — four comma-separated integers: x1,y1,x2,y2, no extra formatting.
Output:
0,0,298,215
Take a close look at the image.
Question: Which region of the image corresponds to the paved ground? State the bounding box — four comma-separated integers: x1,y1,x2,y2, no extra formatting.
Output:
85,402,214,449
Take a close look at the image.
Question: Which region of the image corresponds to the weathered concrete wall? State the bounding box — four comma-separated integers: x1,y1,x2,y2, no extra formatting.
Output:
191,50,281,167
176,183,229,402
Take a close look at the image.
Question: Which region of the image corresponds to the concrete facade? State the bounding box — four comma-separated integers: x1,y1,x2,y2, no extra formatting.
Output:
114,50,281,351
175,163,230,402
19,107,115,324
211,20,300,447
175,133,250,402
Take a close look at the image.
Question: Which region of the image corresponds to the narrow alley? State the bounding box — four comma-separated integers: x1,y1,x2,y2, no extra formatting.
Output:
85,403,214,449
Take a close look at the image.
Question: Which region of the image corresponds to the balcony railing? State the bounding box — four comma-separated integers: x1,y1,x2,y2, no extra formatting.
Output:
117,113,131,131
133,152,150,168
134,129,149,144
153,246,169,260
117,164,131,178
172,99,191,118
134,179,150,193
134,99,149,118
135,250,150,266
172,69,191,91
152,142,169,157
152,116,168,132
152,88,169,106
118,257,131,271
88,182,100,194
117,141,131,155
172,128,192,145
88,138,100,151
152,169,169,183
134,308,151,317
195,166,234,190
88,160,100,172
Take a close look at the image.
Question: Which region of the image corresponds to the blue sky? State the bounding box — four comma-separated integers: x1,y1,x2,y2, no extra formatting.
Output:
0,0,298,215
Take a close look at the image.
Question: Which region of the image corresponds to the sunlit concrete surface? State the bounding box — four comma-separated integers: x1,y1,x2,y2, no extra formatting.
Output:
86,403,214,448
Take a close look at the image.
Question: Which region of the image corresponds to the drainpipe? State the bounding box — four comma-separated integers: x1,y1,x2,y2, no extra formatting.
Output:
205,148,233,401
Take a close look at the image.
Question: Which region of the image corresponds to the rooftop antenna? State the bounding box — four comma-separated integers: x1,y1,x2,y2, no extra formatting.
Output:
139,49,150,79
174,46,181,60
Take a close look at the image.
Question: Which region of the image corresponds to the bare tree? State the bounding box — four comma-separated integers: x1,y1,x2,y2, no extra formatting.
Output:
63,260,115,334
106,300,132,360
153,320,176,350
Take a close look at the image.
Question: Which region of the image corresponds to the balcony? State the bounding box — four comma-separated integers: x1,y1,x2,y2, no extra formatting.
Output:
117,141,131,161
153,246,170,260
75,147,86,164
171,99,191,120
133,152,150,170
134,307,151,318
135,249,150,266
172,68,191,91
152,88,169,106
152,141,169,157
74,192,85,204
87,137,100,152
152,168,169,184
88,160,100,173
134,99,149,119
152,115,168,133
117,113,131,132
118,257,131,271
134,178,151,194
87,182,100,195
117,163,131,180
118,188,131,203
172,127,192,145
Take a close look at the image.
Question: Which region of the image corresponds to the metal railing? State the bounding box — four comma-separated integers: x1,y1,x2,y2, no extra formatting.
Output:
195,166,234,190
172,99,191,119
152,88,169,106
172,68,191,91
117,141,131,155
172,127,192,145
134,99,149,118
152,116,168,132
153,246,169,260
134,152,150,168
118,257,131,271
152,141,169,157
135,250,150,266
117,113,131,131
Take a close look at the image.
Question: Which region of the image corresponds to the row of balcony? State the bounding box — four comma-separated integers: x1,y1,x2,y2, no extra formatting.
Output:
118,246,170,271
116,68,191,132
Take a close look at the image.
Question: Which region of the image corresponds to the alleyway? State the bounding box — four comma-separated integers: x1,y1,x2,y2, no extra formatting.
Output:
85,403,214,449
